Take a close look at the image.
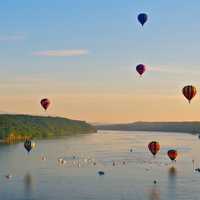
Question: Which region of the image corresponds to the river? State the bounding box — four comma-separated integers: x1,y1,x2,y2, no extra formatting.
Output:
0,130,199,200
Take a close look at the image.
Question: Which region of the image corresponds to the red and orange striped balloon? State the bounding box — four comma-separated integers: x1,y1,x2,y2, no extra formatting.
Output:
182,85,197,103
148,141,160,156
167,149,177,161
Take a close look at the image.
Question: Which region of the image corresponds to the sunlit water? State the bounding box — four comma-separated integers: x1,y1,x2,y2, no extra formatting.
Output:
0,130,200,200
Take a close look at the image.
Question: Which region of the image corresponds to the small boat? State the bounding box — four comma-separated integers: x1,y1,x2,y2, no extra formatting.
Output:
98,171,105,176
195,168,200,172
58,158,63,163
5,174,12,179
60,159,66,165
57,158,66,165
41,156,47,161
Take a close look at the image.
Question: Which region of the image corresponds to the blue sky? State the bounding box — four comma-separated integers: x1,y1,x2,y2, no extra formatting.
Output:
0,1,200,122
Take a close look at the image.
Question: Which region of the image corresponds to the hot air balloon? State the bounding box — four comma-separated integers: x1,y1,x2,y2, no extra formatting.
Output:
136,64,146,76
24,140,32,153
148,141,160,156
167,150,177,161
182,85,197,103
40,98,50,111
137,13,148,26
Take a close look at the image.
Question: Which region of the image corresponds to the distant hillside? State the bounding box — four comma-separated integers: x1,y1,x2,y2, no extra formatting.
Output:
0,114,96,142
96,122,200,134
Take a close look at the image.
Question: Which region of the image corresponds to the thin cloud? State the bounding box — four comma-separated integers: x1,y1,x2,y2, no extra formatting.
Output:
33,49,89,57
148,67,174,73
149,66,200,75
0,35,26,41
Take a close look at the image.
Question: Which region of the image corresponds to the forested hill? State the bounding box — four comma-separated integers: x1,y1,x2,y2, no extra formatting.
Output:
0,114,96,141
96,122,200,134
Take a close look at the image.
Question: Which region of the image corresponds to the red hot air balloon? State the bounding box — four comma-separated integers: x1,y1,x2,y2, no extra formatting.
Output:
40,98,50,111
182,85,197,103
148,141,160,156
136,64,146,76
167,150,177,161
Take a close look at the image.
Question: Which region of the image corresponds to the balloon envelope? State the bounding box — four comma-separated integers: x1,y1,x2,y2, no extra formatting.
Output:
148,141,160,156
40,98,50,110
182,85,197,103
136,64,146,76
137,13,148,26
24,140,32,153
167,150,177,161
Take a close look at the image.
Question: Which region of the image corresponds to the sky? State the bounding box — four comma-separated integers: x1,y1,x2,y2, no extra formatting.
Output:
0,0,200,123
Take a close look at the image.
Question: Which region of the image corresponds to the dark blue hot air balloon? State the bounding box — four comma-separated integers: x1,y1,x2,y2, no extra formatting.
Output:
137,13,148,26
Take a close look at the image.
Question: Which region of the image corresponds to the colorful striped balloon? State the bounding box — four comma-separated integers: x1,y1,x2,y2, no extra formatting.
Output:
182,85,197,103
148,141,160,156
167,150,177,161
24,140,32,153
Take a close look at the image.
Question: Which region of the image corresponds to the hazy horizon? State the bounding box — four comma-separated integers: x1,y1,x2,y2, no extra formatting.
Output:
1,1,200,123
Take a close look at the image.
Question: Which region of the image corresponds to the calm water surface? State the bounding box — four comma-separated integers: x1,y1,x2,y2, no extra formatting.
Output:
0,131,200,200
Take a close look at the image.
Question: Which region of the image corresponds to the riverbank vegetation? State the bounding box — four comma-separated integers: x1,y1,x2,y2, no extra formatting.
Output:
0,114,96,143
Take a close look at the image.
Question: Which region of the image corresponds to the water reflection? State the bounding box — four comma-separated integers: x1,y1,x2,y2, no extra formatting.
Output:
168,166,177,178
168,166,177,199
148,185,160,200
24,172,33,195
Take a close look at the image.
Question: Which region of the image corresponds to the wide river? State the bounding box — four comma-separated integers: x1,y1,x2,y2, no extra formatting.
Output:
0,130,200,200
